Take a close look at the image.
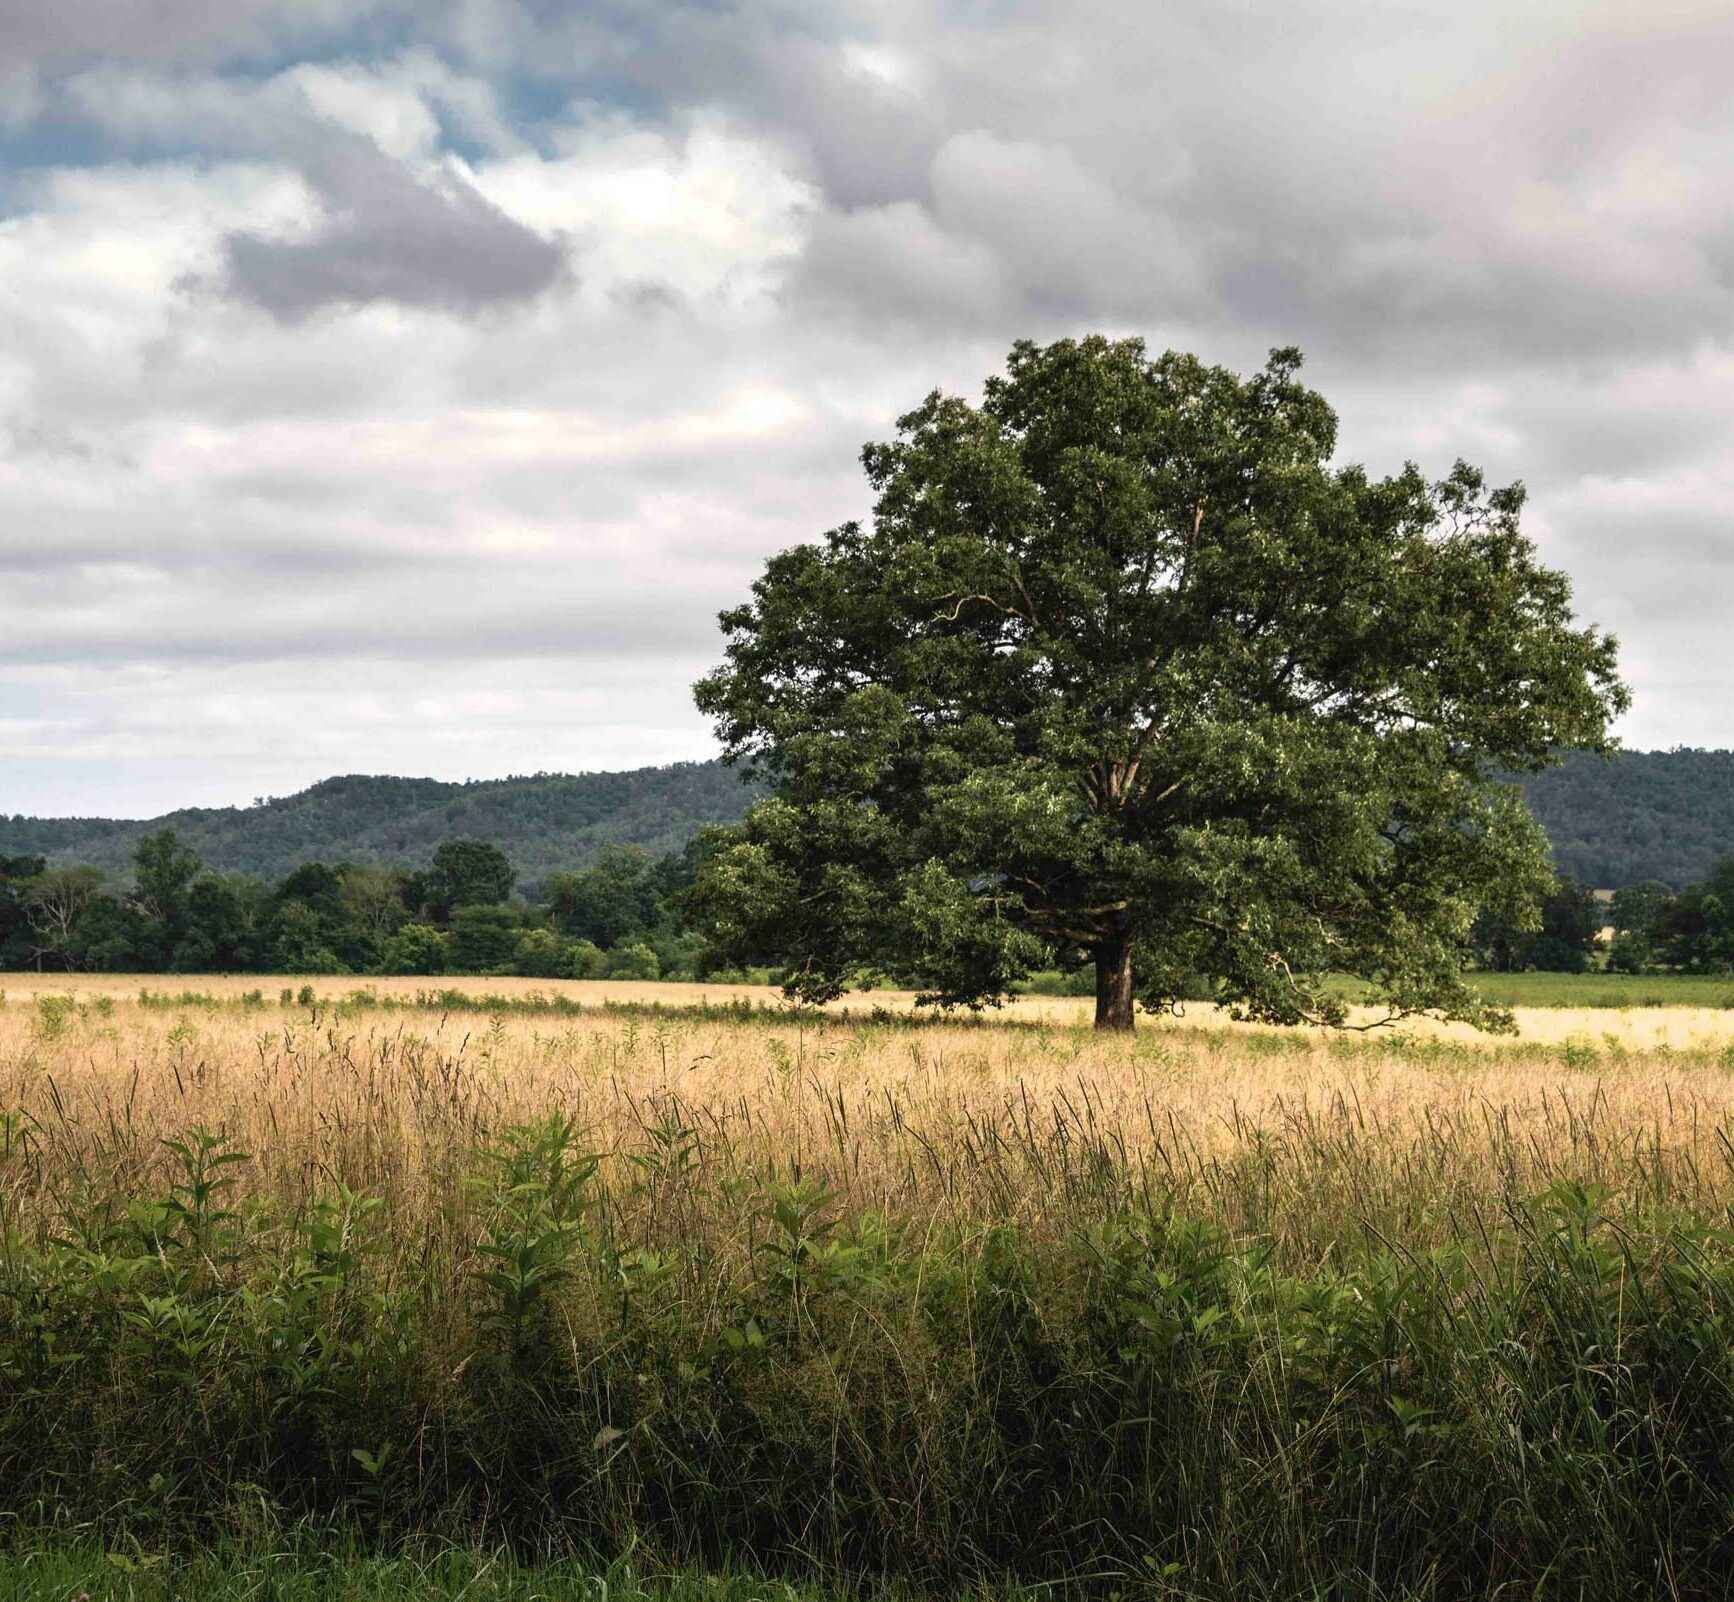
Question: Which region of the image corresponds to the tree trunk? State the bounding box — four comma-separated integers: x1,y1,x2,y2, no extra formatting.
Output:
1094,930,1135,1031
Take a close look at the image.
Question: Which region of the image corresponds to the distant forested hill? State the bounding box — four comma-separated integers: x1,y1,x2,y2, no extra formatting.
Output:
0,762,758,887
1517,749,1734,888
5,749,1729,893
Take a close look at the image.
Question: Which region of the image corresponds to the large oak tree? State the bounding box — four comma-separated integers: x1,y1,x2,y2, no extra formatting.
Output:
693,338,1626,1030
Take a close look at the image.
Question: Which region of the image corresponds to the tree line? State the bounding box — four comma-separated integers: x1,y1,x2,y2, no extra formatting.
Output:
6,823,1731,982
1469,858,1734,974
0,831,722,981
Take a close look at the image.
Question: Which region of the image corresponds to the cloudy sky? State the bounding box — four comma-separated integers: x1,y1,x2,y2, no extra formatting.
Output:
1,0,1728,818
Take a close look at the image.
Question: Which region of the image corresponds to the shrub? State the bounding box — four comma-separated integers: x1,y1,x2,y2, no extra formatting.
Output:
563,939,609,980
379,922,446,976
511,927,568,979
1606,931,1654,974
284,947,348,976
607,943,660,981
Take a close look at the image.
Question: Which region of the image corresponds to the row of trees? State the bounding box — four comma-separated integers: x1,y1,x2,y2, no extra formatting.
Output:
1470,876,1604,974
0,833,710,980
6,822,1731,983
1603,861,1734,973
1467,860,1734,974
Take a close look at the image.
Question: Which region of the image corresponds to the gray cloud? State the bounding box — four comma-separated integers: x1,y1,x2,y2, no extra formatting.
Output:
210,127,569,319
0,0,387,71
681,0,1734,376
0,585,724,665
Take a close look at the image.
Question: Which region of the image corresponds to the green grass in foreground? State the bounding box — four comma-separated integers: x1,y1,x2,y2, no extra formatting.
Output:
0,1544,896,1602
11,1118,1734,1597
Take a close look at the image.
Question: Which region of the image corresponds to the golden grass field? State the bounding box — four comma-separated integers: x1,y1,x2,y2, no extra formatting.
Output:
6,968,1734,1044
5,973,1734,1251
10,973,1734,1594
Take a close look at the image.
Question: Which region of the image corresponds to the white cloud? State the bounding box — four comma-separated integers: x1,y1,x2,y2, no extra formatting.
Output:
479,114,814,307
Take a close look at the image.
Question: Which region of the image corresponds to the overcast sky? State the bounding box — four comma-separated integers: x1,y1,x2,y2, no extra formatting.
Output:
1,0,1728,818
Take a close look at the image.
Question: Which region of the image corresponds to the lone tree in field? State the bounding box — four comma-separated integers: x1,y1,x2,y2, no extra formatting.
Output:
693,338,1626,1030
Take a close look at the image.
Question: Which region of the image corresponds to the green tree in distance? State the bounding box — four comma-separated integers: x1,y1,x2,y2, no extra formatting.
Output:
130,832,198,929
425,840,515,918
1471,876,1601,973
0,855,45,968
1656,857,1734,972
545,846,660,947
448,903,521,971
380,921,446,975
693,337,1626,1030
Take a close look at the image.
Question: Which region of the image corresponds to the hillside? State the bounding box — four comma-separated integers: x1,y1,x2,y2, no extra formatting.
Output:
5,748,1731,893
1518,748,1734,888
0,762,758,886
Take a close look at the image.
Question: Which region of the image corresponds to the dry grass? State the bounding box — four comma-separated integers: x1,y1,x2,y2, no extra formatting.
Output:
9,967,1734,1042
11,977,1734,1592
6,974,1734,1251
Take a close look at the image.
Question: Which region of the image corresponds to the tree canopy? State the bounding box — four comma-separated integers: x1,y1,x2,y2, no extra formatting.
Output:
692,336,1627,1029
425,840,516,915
0,828,714,982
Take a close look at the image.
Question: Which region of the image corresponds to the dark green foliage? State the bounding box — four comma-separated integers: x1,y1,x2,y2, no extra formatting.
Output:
563,939,609,979
448,905,523,972
606,941,661,980
65,892,153,972
426,841,516,918
176,875,268,973
1653,856,1734,972
1470,875,1601,972
509,927,568,978
271,861,372,973
1575,859,1734,976
1517,747,1734,887
1610,878,1671,937
132,827,201,931
1539,880,1602,974
545,847,660,946
0,763,757,884
1607,879,1671,973
0,856,45,968
0,818,710,978
695,337,1625,1028
379,922,447,976
127,828,203,968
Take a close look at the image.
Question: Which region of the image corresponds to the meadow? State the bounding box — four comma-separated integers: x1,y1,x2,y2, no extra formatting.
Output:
1019,966,1734,1012
7,976,1734,1599
1348,968,1734,1012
